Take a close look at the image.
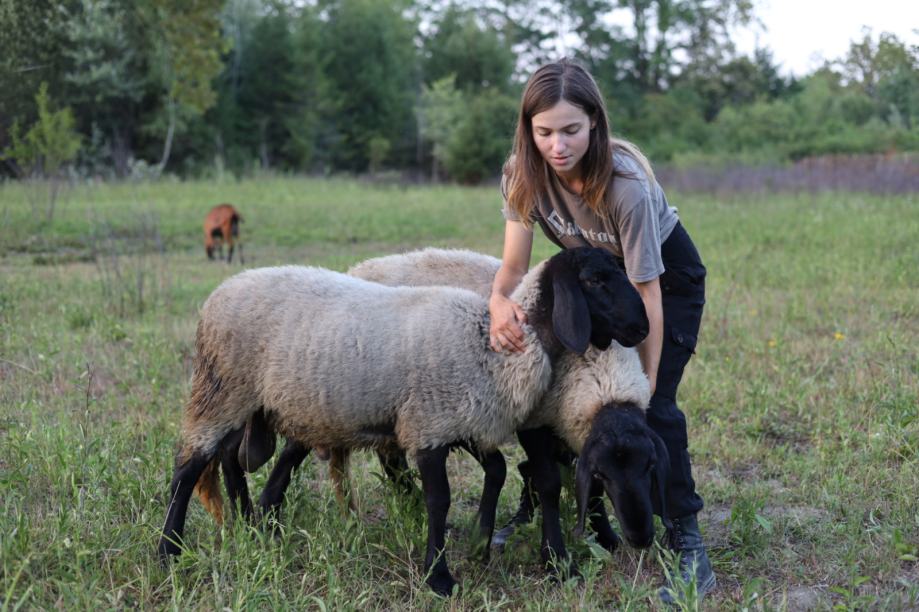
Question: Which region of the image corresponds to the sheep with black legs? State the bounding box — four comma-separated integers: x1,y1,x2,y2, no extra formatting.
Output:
348,248,673,553
258,248,670,573
157,247,648,596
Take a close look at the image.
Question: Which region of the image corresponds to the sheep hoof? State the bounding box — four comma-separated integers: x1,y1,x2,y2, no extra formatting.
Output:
597,530,621,553
156,537,182,563
471,532,492,563
427,571,456,597
491,523,516,549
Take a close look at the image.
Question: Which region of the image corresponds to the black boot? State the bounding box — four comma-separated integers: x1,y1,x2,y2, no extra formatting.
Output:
659,513,716,604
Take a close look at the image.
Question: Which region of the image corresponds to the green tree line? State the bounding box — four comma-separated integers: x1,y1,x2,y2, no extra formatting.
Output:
2,0,917,182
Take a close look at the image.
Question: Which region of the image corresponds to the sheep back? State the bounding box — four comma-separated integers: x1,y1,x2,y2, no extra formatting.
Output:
348,247,500,297
348,248,651,452
191,265,551,455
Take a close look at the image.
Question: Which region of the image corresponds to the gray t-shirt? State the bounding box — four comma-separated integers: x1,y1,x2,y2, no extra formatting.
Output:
502,150,679,283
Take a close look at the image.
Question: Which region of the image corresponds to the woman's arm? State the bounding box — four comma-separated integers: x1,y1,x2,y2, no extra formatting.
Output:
633,277,662,396
489,220,534,353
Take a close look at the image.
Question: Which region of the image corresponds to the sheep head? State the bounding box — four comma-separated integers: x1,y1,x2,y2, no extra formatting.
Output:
540,248,649,354
574,403,669,548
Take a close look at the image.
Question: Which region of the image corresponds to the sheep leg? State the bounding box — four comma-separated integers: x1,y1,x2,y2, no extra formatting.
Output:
416,446,455,597
492,459,539,547
517,427,576,578
587,479,621,553
376,448,419,496
493,440,575,547
219,428,254,522
157,451,214,558
459,442,506,562
258,439,310,524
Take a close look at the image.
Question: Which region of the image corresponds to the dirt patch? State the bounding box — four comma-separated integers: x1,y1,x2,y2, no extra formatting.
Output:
781,585,827,610
700,503,830,548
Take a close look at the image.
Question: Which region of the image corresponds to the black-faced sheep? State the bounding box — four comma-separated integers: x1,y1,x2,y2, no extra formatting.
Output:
157,247,648,596
253,248,670,574
349,248,673,554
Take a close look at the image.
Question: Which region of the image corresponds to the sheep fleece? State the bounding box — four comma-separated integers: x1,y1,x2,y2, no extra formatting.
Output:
349,248,650,454
185,265,552,456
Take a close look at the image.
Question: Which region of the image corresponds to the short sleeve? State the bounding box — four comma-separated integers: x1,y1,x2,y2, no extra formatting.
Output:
500,173,521,221
615,180,664,283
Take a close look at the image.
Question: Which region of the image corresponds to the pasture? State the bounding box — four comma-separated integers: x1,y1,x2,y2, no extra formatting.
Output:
1,177,917,610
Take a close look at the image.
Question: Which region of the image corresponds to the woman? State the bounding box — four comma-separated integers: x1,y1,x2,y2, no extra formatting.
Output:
489,59,714,602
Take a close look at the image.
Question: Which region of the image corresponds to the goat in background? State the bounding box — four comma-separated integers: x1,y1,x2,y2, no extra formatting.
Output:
204,204,243,263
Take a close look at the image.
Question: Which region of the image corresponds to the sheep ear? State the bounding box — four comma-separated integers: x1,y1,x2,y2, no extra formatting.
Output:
573,440,594,537
649,429,673,532
552,271,590,354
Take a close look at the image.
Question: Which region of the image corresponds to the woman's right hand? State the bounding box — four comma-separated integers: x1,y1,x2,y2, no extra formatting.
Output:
488,293,528,353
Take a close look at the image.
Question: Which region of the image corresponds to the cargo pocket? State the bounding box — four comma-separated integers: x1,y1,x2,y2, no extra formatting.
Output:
670,326,697,355
659,266,705,299
655,325,699,400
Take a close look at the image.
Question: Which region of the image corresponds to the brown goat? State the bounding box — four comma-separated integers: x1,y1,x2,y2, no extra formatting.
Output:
203,204,243,263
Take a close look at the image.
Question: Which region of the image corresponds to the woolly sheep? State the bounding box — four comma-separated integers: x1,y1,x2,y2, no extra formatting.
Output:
157,247,649,596
348,248,673,551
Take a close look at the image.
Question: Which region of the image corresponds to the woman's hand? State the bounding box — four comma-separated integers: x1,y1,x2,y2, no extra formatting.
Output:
488,293,528,353
489,219,534,353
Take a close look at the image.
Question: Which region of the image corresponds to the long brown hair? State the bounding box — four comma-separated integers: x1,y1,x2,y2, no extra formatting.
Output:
505,58,655,226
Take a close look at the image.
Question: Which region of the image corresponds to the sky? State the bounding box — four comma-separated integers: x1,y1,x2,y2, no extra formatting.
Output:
733,0,919,76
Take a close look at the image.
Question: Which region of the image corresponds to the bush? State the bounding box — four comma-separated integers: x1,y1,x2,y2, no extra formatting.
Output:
442,90,517,183
1,82,82,223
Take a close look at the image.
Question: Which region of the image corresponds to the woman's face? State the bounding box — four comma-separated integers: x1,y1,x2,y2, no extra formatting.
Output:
531,99,594,180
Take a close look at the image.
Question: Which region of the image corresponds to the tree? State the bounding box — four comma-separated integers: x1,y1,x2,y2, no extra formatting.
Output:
285,4,328,171
236,4,299,169
319,0,419,171
2,83,82,221
562,0,755,94
418,76,464,179
414,0,557,77
422,4,515,93
443,89,517,183
679,48,793,121
838,30,919,129
59,0,147,177
0,0,73,175
143,0,226,176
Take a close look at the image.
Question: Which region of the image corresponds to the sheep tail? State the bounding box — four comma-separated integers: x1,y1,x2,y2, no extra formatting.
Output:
193,456,224,525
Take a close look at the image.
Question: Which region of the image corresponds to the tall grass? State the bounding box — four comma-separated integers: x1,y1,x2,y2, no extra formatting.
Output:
1,177,917,609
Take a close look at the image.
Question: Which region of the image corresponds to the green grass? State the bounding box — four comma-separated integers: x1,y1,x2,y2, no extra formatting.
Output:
1,177,917,610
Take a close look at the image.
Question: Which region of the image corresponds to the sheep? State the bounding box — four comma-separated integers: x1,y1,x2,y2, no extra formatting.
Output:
157,247,649,596
348,248,673,552
203,203,243,263
252,247,670,574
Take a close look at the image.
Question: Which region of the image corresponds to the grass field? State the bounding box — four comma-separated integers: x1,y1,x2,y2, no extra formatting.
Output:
1,177,917,610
